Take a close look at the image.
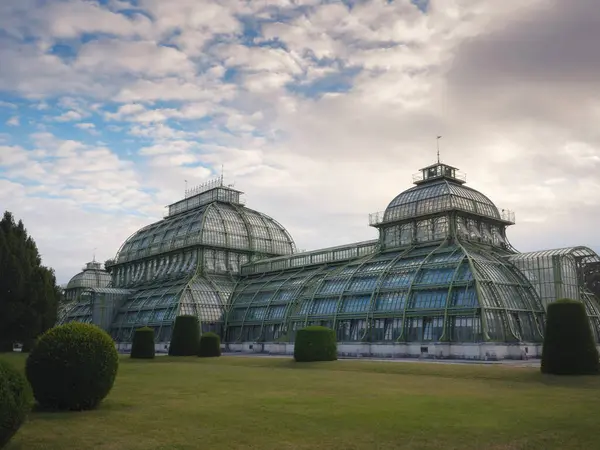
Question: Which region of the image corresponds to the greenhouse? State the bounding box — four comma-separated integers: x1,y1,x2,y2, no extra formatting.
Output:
224,162,600,359
59,161,600,359
57,260,112,325
60,176,296,350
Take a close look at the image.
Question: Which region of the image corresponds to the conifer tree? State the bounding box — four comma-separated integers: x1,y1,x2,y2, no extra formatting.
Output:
0,211,60,351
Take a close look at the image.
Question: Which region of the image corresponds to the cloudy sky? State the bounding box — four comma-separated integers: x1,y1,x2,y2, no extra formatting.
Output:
0,0,599,284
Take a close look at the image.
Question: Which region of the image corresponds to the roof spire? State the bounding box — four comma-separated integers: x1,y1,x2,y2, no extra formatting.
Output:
436,135,442,164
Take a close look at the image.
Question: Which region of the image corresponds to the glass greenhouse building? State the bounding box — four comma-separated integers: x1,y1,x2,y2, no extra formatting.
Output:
59,163,600,359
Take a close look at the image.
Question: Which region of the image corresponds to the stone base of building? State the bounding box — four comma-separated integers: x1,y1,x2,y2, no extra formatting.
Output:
114,341,542,361
224,341,542,361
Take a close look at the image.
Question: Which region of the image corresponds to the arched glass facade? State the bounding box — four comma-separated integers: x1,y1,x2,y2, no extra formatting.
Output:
226,162,600,347
105,183,296,342
508,247,600,340
226,241,545,344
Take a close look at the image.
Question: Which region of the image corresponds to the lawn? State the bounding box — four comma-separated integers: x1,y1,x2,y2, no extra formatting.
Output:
2,353,600,450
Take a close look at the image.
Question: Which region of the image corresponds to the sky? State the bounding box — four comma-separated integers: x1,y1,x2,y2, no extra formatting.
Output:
1,0,599,284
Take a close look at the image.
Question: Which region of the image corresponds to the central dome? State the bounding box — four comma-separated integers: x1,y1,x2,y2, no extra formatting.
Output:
383,178,501,223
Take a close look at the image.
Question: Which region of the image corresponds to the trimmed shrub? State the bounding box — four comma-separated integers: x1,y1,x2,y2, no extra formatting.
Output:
294,326,337,362
0,360,32,448
25,322,119,411
168,315,200,356
198,332,221,358
541,298,599,375
131,327,155,359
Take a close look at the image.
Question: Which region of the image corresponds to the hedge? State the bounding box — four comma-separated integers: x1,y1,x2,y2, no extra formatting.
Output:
541,298,599,375
0,360,31,448
198,332,221,357
294,326,337,362
131,327,155,359
25,322,119,410
168,315,200,356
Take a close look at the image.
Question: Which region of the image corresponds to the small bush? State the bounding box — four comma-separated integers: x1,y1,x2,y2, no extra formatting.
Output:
198,332,221,358
131,327,155,359
0,360,32,448
541,298,599,375
294,326,337,362
25,322,119,411
168,315,200,356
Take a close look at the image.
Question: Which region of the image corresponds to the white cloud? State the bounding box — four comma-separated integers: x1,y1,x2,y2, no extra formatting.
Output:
139,140,197,156
75,122,96,130
0,145,29,166
114,76,236,103
0,0,152,41
75,39,196,78
1,0,600,282
54,110,83,122
6,116,19,126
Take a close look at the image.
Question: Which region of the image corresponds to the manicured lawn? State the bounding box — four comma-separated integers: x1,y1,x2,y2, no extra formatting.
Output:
2,353,600,449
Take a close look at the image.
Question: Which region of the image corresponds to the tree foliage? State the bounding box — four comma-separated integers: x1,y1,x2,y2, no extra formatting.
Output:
541,298,599,375
131,327,156,359
294,326,338,362
0,211,61,351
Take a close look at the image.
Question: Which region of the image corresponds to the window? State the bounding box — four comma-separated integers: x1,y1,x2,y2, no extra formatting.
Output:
375,292,406,311
416,220,433,242
423,317,443,341
410,290,447,309
340,295,371,313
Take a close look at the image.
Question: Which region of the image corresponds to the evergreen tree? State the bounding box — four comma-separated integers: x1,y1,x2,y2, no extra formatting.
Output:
0,211,60,351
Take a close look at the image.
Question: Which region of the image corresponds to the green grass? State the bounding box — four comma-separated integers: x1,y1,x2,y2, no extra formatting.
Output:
2,353,600,449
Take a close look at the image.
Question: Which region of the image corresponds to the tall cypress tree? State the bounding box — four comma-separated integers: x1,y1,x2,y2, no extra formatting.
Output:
0,211,60,351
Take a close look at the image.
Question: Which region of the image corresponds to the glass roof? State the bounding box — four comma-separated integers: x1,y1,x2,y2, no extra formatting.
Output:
508,246,600,263
383,179,501,223
66,261,111,290
115,202,295,264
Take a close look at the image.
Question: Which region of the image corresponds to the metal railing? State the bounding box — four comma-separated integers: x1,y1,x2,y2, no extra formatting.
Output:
369,211,386,226
411,170,467,183
240,240,379,275
369,207,516,226
499,208,516,224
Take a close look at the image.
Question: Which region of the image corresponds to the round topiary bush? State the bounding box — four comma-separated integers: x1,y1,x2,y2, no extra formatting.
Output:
0,360,32,448
25,322,119,411
131,327,155,359
294,326,337,362
168,315,200,356
541,298,600,375
198,332,221,358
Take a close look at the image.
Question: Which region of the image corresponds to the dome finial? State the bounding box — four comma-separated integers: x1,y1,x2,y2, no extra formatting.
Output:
436,135,442,164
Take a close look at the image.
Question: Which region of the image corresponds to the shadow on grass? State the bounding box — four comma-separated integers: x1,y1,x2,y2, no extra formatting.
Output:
29,399,136,418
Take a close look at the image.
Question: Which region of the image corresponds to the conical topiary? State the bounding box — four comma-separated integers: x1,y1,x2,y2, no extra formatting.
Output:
168,315,200,356
541,298,599,375
131,327,155,359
